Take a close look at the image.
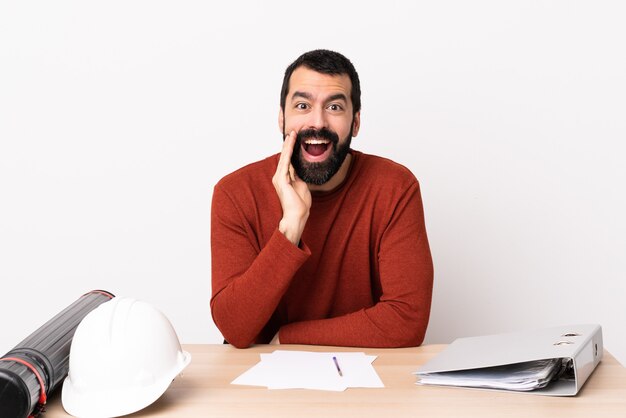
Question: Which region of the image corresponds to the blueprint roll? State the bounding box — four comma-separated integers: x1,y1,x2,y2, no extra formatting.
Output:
0,290,114,418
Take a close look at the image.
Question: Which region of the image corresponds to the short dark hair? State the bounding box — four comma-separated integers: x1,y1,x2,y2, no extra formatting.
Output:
280,49,361,115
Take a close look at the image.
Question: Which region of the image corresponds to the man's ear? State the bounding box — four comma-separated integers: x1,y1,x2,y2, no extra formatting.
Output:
352,111,361,137
278,108,284,135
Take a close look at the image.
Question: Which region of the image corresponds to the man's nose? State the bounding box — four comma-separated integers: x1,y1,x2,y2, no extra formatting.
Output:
305,107,327,130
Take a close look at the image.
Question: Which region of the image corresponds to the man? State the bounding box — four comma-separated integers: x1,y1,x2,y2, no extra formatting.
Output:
211,49,433,348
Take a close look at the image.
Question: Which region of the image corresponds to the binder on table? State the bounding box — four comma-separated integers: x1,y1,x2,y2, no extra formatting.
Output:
414,324,603,396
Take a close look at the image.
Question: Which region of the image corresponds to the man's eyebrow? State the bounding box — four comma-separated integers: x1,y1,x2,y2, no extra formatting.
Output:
291,91,313,101
327,93,348,103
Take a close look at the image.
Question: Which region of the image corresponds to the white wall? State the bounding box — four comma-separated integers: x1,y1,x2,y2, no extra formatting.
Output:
1,1,624,365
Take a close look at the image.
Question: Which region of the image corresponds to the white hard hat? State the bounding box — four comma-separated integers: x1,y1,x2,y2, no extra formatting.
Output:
62,297,191,418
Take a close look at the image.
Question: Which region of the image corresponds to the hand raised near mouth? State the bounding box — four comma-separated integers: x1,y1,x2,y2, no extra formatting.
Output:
272,130,312,246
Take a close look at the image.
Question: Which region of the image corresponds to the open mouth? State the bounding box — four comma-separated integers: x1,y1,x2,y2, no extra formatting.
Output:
302,138,332,162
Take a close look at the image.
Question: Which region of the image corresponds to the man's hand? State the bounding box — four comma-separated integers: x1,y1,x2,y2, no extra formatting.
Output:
272,130,311,246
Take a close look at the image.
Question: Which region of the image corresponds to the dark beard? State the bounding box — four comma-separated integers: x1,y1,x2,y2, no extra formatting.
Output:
290,126,353,186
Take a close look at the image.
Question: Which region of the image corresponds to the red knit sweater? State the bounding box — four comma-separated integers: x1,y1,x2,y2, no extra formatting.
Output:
210,150,433,348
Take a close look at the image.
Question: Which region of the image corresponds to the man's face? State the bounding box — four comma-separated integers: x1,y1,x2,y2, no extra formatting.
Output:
280,66,360,185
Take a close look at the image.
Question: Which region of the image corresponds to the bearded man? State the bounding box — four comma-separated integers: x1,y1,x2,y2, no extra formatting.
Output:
210,49,433,348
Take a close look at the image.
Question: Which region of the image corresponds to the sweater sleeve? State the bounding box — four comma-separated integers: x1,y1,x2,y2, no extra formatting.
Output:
279,181,434,348
210,183,310,348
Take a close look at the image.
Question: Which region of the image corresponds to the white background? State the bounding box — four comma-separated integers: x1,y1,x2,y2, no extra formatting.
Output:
1,1,625,365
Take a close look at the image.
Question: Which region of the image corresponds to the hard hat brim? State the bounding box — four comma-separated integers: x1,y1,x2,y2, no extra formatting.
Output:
61,350,191,418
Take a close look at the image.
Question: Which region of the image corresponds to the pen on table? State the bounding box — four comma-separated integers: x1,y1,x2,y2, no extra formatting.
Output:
332,356,343,377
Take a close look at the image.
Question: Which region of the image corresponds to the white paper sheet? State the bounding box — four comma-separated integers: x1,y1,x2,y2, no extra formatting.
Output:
231,350,384,391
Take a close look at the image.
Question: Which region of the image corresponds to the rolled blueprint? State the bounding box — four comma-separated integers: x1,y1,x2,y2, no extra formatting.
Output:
0,290,114,418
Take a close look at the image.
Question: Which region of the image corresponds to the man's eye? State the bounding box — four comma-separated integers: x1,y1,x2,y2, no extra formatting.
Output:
328,104,342,111
295,103,308,110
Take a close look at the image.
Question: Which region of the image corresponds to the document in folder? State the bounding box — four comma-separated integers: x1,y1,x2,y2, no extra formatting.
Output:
414,324,603,396
417,358,569,391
